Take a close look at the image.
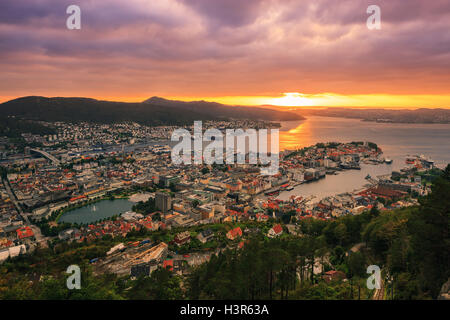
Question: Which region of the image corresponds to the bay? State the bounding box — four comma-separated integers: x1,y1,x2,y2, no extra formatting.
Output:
276,116,450,201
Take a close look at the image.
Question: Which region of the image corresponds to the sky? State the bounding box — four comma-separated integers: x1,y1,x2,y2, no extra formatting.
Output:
1,0,450,108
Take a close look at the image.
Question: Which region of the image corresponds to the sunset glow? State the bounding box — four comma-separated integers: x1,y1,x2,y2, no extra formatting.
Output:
167,93,450,109
1,0,450,108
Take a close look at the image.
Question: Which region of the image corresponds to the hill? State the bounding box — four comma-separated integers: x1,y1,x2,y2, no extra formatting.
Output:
294,107,450,124
143,96,305,121
143,97,305,121
0,96,304,127
0,96,208,126
0,117,56,138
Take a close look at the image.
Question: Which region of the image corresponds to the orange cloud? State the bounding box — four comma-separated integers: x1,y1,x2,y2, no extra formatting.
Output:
1,0,450,105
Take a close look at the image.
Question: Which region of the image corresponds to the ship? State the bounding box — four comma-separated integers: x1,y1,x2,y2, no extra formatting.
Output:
264,189,280,196
340,163,361,170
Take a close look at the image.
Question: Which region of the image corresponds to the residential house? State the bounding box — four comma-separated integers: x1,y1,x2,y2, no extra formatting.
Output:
226,227,242,241
174,231,191,246
267,224,283,238
322,270,347,282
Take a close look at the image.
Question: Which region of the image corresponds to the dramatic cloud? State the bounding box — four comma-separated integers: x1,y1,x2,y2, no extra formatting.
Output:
0,0,449,104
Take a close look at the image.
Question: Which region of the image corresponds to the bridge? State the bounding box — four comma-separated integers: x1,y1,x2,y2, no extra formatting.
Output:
30,148,61,165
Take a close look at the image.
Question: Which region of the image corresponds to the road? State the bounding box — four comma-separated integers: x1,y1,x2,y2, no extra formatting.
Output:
2,177,50,245
29,148,61,165
373,278,385,300
2,177,26,218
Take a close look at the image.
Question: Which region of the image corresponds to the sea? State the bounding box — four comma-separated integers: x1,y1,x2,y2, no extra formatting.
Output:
275,116,450,201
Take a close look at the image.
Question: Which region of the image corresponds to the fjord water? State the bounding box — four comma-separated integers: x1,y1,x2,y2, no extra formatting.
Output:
276,116,450,200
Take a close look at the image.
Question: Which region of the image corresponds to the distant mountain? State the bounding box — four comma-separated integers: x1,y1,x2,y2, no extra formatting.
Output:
295,107,450,124
0,96,304,127
143,96,305,121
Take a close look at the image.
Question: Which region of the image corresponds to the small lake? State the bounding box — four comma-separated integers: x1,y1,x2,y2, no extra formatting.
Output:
58,199,133,224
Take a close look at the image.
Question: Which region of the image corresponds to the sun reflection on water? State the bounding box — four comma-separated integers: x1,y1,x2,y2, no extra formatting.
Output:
279,120,312,151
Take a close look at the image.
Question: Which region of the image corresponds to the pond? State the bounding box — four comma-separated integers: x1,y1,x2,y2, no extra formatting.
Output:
58,198,134,224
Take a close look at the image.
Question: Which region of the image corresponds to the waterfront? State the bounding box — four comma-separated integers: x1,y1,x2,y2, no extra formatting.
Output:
276,163,396,201
58,199,133,224
53,117,450,204
276,116,450,201
279,116,450,165
158,116,450,202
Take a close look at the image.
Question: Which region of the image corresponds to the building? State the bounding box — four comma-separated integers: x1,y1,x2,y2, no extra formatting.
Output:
131,263,150,277
160,175,180,188
107,243,125,255
197,229,214,243
163,259,174,271
267,224,283,238
171,215,195,228
322,270,347,282
156,192,171,214
368,186,406,199
226,227,242,241
198,204,215,219
58,228,80,241
304,168,317,181
16,226,34,240
0,249,10,263
174,231,191,246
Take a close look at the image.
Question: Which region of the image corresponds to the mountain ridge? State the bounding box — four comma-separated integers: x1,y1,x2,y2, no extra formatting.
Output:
0,96,305,126
142,96,305,121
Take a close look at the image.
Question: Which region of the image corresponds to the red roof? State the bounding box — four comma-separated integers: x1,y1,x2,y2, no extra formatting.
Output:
16,226,34,239
272,224,283,234
143,222,153,229
163,259,174,271
326,271,338,275
227,227,242,239
324,270,346,279
0,239,13,248
70,195,86,201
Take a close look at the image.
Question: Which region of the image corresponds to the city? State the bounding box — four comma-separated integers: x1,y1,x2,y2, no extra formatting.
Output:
0,118,445,299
